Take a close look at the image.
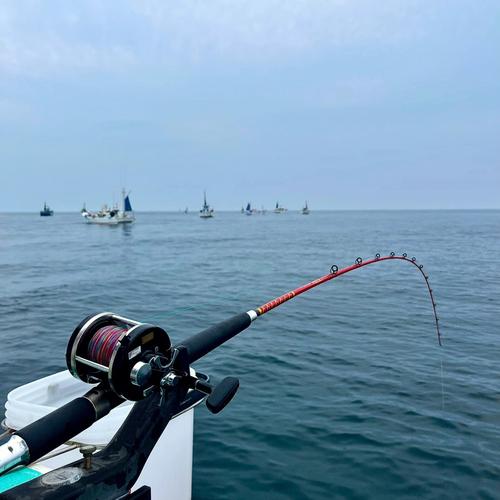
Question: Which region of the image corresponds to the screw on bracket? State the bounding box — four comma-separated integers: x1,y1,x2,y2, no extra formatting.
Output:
79,445,97,470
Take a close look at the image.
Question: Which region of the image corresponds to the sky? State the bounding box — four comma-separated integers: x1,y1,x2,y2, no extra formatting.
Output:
1,0,499,211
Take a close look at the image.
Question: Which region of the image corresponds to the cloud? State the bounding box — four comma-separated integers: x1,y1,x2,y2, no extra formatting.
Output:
0,1,136,76
0,39,136,77
130,0,431,58
0,0,433,76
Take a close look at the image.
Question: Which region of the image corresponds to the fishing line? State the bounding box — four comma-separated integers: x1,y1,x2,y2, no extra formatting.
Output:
87,324,128,366
251,253,442,346
440,357,446,409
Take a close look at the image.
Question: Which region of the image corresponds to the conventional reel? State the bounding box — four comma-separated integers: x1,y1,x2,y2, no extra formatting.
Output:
66,312,240,412
66,312,172,401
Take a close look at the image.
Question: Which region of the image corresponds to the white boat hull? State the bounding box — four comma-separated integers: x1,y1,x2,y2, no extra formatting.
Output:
83,216,119,225
82,214,135,225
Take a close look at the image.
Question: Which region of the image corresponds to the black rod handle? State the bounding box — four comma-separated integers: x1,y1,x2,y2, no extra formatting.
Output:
16,397,97,463
14,386,122,466
178,312,252,364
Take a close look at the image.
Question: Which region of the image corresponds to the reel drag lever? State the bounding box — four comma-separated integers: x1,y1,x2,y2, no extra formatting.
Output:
193,376,240,414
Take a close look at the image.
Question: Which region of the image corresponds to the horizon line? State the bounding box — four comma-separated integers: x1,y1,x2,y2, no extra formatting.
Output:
1,208,499,214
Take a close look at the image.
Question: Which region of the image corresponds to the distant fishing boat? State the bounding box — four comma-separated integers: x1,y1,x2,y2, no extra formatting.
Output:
82,189,135,225
302,201,310,215
200,191,214,219
40,202,53,217
273,201,287,214
244,202,253,216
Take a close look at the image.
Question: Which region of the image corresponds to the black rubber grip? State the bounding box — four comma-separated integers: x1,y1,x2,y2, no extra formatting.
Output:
179,312,252,363
16,397,97,463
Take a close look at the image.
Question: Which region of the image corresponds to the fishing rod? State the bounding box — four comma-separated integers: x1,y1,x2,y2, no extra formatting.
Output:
0,253,440,499
182,253,441,365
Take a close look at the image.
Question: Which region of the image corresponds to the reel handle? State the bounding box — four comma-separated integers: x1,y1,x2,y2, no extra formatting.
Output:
193,376,240,414
206,377,240,414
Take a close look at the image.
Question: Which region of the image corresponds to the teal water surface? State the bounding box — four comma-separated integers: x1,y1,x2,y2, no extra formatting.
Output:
0,210,499,499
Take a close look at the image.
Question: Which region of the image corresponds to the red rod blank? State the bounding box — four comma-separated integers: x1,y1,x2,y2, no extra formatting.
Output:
254,255,441,346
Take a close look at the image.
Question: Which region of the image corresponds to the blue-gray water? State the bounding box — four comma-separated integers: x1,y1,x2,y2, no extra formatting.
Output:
1,210,499,499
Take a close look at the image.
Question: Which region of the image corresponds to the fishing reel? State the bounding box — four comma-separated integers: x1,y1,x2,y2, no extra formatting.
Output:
66,312,172,401
66,312,239,412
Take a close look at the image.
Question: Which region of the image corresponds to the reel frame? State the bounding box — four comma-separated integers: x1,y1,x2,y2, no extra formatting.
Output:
66,312,172,401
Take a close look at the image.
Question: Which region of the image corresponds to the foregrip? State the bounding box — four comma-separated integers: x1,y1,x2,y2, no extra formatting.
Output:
179,312,252,363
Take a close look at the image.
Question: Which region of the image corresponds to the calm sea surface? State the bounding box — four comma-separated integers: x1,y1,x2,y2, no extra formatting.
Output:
0,210,499,499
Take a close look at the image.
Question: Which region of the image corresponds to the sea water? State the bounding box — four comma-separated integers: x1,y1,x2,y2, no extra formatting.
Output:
0,210,499,499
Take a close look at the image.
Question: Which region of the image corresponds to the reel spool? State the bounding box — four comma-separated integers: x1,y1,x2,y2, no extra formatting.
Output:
66,313,171,401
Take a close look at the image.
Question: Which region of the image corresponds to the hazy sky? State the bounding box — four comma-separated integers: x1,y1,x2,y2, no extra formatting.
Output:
1,0,499,211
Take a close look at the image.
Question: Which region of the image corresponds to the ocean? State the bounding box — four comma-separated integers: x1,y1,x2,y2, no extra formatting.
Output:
0,210,499,499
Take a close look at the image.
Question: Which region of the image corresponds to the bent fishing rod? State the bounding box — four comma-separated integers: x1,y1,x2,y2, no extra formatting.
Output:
183,253,441,364
0,253,440,499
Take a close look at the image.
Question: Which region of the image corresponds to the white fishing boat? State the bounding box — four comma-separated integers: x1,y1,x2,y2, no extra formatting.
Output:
302,201,310,215
273,201,287,214
82,190,135,225
244,202,253,215
199,191,214,219
81,204,120,225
